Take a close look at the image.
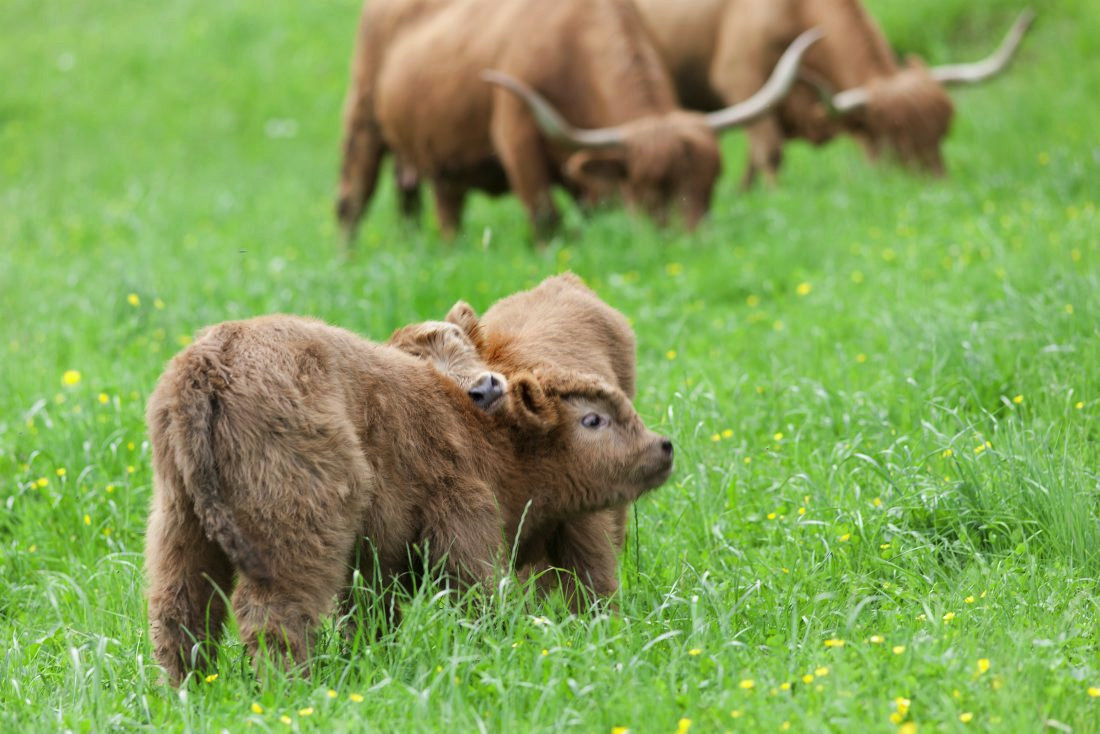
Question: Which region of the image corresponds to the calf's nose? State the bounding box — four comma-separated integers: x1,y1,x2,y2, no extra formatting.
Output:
468,373,504,410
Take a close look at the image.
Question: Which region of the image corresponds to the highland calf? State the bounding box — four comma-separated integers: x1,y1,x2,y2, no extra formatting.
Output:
633,0,1033,186
395,274,640,605
145,315,672,685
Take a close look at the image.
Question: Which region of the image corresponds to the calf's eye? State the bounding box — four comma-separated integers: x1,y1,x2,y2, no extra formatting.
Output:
581,413,604,429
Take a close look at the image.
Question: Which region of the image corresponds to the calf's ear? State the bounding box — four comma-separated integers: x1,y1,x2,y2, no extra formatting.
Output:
446,300,484,349
508,372,558,433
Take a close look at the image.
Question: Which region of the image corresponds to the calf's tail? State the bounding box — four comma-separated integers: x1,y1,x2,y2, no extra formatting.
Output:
168,358,272,584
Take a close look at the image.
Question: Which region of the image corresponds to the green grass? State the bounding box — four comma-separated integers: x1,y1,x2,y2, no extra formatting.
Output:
1,0,1098,731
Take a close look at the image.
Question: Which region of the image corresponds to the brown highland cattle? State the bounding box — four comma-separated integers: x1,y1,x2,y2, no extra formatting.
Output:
633,0,1034,186
395,273,638,606
145,315,672,684
336,0,822,241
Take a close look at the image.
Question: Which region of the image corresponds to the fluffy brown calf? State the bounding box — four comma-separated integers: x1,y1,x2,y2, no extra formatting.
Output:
145,315,672,684
396,274,639,605
336,0,821,241
634,0,1033,186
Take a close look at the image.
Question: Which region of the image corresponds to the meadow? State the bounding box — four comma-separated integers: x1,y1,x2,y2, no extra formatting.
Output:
1,0,1097,731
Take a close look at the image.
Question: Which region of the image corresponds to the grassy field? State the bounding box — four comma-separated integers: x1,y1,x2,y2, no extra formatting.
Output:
1,0,1097,731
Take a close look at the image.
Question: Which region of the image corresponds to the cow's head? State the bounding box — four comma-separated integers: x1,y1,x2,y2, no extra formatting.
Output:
387,319,507,412
483,29,823,229
829,10,1034,175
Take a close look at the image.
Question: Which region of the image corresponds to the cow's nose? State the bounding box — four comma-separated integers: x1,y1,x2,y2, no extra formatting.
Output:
468,373,503,410
661,438,673,456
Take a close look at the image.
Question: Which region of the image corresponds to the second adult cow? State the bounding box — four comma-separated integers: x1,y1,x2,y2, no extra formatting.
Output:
336,0,820,242
634,0,1034,187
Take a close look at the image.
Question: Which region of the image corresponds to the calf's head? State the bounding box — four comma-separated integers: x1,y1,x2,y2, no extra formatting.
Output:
387,319,506,412
501,369,674,515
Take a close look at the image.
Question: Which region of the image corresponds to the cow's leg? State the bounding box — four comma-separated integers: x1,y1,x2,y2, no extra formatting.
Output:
146,472,234,686
709,26,789,190
394,159,422,223
432,180,467,240
423,484,505,593
741,118,784,190
336,117,386,244
231,514,359,681
490,97,560,242
544,514,621,612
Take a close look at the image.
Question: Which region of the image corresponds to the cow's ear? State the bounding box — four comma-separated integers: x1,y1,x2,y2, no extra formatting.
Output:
565,150,629,186
446,300,483,348
507,372,558,432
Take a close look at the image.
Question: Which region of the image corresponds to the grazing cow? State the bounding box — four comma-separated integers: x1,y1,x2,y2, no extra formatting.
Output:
395,274,638,607
145,315,672,685
633,0,1034,187
336,0,822,241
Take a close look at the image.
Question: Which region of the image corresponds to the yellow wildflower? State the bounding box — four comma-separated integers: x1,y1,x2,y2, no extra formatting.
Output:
250,702,264,714
666,350,677,361
1013,395,1023,404
796,282,812,296
677,718,692,734
814,667,829,677
739,679,755,690
83,514,91,526
780,682,791,691
127,293,140,307
349,693,364,703
688,648,702,656
773,432,783,441
730,710,743,719
943,612,956,622
898,724,918,734
839,533,851,542
98,393,109,404
746,294,760,307
965,596,975,604
767,513,777,520
298,707,314,716
722,429,733,439
824,639,844,648
744,457,752,464
1087,687,1100,698
798,507,806,516
327,689,337,699
959,712,974,723
280,715,292,724
62,370,82,386
204,674,218,683
856,353,867,363
1076,401,1085,410
892,646,906,655
869,635,885,644
611,727,630,734
802,674,814,684
711,434,721,442
56,468,66,477
977,658,990,674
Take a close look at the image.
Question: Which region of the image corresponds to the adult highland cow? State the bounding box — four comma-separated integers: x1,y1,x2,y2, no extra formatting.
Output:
336,0,821,241
633,0,1034,187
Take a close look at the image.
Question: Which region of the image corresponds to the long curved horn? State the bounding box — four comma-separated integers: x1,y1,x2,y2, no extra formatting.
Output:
481,70,626,149
705,28,825,131
930,9,1035,84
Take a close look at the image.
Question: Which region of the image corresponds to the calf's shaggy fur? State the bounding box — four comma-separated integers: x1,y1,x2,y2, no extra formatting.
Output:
145,315,672,685
401,274,640,605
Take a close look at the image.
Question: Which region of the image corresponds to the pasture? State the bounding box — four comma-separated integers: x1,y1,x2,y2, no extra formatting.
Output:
1,0,1097,730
